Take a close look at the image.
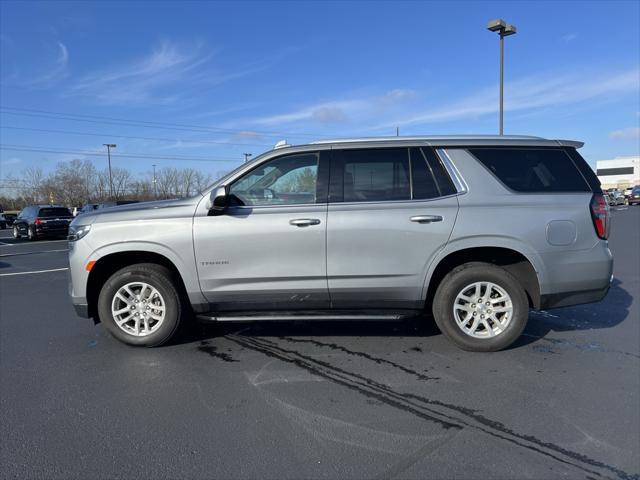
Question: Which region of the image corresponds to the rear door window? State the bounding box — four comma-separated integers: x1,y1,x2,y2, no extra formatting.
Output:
468,148,592,192
336,148,411,202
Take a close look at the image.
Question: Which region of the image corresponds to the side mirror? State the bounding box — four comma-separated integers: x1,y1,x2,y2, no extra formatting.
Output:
210,186,228,216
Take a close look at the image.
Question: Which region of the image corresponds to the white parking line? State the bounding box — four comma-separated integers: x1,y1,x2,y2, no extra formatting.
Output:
0,267,69,277
0,239,68,247
0,249,68,257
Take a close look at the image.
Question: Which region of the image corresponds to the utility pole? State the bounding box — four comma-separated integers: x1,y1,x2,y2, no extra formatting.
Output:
487,19,517,135
152,164,157,199
396,126,399,137
103,144,116,199
243,153,252,163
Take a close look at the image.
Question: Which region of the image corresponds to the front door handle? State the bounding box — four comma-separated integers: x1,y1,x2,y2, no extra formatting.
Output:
410,215,443,224
289,218,321,227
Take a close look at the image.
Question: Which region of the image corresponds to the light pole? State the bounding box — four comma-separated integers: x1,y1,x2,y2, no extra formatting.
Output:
103,143,116,199
152,164,157,199
243,153,252,163
487,19,516,135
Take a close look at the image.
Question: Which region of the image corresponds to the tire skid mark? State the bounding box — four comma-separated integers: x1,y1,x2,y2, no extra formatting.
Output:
227,335,637,480
278,336,440,381
229,336,460,430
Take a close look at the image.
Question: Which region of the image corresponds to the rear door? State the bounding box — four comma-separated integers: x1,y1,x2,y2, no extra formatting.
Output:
326,146,459,309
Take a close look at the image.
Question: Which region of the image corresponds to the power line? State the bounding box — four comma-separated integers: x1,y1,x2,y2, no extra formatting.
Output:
0,106,320,139
0,144,242,163
0,125,273,148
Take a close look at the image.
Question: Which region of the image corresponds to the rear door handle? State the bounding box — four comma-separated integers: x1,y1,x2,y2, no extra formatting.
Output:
410,215,443,223
289,218,321,227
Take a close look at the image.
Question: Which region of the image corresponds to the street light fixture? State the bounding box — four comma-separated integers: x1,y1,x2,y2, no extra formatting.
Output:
103,144,116,199
487,19,517,135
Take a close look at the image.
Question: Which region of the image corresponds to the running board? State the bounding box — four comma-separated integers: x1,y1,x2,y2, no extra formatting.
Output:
196,310,420,323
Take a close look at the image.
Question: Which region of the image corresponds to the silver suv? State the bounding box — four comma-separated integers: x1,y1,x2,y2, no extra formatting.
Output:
68,135,613,351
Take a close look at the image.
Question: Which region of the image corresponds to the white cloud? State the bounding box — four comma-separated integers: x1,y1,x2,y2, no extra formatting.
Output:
28,41,69,86
609,127,640,140
377,66,640,129
69,40,275,106
560,33,578,43
253,88,417,127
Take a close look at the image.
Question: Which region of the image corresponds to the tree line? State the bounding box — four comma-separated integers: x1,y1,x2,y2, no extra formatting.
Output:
0,159,220,211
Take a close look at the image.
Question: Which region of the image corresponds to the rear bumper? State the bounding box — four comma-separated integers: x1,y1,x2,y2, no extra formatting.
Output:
538,240,613,309
35,227,69,236
540,282,611,309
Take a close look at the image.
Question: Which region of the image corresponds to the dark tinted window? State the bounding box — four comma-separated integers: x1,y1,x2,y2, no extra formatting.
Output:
38,207,72,217
410,148,440,199
565,148,600,192
469,148,591,192
422,147,456,196
340,148,410,202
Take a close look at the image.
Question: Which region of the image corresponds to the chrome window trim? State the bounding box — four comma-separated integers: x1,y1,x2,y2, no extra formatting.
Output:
436,148,468,194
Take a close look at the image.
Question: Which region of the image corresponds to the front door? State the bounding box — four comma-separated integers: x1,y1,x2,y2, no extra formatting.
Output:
193,150,330,311
326,146,459,309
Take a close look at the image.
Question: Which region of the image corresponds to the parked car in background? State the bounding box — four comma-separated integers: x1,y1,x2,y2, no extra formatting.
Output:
623,186,633,199
77,204,99,216
0,213,6,229
2,213,17,226
13,205,74,241
628,185,640,205
68,135,612,352
96,200,139,210
606,189,627,206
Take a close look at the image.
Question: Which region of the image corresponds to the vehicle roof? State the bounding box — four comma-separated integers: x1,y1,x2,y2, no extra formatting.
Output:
27,204,69,208
306,135,583,149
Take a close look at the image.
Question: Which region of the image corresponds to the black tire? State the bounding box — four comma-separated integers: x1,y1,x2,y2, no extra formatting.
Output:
12,226,20,239
0,223,6,230
27,226,37,241
97,263,183,347
432,262,529,352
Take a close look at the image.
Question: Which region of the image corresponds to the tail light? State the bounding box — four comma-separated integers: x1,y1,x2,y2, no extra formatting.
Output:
590,193,609,240
34,218,43,225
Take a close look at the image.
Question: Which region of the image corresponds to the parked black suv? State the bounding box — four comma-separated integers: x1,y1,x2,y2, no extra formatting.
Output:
13,205,74,241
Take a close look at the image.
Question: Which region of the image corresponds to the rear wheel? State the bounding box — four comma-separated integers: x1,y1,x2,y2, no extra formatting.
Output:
433,262,529,352
27,226,37,241
13,226,20,239
97,263,183,347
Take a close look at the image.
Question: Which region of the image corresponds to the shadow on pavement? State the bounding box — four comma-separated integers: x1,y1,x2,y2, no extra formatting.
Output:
173,278,631,349
513,278,632,348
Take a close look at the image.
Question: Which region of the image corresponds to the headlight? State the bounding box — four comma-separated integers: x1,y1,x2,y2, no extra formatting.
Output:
68,224,91,241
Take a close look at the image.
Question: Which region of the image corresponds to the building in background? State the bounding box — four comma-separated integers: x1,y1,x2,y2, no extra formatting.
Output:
596,156,640,189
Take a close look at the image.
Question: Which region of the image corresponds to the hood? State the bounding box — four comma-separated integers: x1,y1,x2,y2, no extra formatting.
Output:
74,197,201,225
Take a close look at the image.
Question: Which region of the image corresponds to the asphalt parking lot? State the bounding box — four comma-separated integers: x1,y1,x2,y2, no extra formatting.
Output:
1,207,638,480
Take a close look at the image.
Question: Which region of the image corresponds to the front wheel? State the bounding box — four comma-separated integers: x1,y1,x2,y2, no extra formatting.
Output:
97,263,184,347
432,262,529,352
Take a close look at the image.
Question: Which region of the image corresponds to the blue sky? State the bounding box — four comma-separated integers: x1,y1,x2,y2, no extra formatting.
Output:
1,0,639,180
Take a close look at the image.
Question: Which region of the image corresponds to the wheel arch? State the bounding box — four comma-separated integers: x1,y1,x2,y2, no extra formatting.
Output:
86,251,191,320
424,245,542,310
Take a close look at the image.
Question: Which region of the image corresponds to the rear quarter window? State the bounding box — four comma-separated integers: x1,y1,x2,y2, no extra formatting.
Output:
468,148,592,193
